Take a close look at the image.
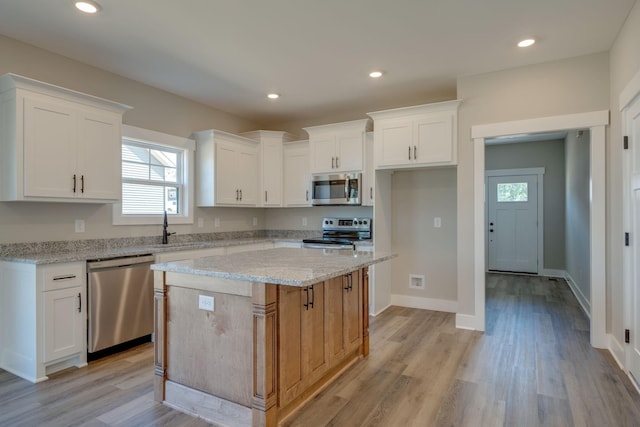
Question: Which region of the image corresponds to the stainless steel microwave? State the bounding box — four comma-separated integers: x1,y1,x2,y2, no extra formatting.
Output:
311,173,362,206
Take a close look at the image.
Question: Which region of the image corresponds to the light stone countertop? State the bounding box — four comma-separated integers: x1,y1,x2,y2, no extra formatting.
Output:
151,247,395,287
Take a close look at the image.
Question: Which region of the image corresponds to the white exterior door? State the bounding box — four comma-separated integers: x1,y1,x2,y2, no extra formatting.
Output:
628,94,640,384
488,174,539,273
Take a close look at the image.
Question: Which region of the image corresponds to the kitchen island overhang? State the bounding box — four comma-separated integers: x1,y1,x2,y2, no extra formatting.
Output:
151,247,395,427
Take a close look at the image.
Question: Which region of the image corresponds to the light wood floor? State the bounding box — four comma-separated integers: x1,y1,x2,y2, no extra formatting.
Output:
1,273,639,426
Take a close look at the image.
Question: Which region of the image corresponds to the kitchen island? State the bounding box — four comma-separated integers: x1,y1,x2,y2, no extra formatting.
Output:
151,247,394,426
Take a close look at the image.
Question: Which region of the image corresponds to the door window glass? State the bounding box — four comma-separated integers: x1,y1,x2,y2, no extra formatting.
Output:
497,183,528,202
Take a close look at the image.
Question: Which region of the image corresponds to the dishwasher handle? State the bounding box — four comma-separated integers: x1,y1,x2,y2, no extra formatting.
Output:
87,254,155,270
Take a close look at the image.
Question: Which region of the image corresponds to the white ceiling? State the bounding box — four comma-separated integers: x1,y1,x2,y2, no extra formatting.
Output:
0,0,635,126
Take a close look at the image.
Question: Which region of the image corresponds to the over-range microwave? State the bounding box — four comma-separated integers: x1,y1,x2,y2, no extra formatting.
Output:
311,173,362,206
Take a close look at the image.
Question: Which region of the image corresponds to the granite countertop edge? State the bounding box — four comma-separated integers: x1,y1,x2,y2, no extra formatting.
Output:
151,250,396,287
0,238,375,265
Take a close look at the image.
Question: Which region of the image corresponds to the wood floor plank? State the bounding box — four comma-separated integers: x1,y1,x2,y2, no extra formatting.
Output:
1,273,639,426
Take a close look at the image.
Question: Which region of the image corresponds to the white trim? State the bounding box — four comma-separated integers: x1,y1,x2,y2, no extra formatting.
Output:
620,67,640,111
472,111,609,139
565,271,591,319
470,112,609,348
113,126,195,226
541,269,565,277
609,334,626,371
485,167,545,275
455,314,481,331
390,295,458,313
370,303,392,317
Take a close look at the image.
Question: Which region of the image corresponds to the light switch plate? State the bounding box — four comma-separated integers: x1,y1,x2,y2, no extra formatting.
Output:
214,218,220,228
434,217,442,228
197,217,204,228
199,295,214,312
75,219,85,233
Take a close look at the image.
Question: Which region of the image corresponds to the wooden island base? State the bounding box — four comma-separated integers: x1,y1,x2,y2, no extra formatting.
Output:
153,267,370,427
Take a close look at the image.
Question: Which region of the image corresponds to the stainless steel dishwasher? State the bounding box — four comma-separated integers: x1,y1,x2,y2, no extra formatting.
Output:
87,254,155,354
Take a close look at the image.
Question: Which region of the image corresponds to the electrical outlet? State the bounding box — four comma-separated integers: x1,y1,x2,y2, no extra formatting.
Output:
253,217,258,226
198,295,215,312
434,217,442,228
409,274,425,290
197,217,204,228
75,219,85,233
302,217,308,226
214,218,220,228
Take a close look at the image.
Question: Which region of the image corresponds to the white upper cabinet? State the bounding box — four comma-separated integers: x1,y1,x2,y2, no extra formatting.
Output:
304,119,371,174
283,140,312,207
368,100,461,170
194,129,260,207
0,74,130,202
241,130,297,207
362,131,374,206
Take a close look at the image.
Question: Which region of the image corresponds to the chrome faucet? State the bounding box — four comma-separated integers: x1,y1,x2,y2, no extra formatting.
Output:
162,211,175,244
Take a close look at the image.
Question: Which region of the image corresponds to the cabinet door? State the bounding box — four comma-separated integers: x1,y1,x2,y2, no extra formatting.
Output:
343,271,363,354
414,113,454,164
284,143,311,206
262,140,283,206
236,144,258,205
43,287,83,363
309,135,336,173
77,109,121,200
326,276,345,366
301,283,328,384
23,96,77,198
335,132,363,172
215,142,241,204
374,119,413,168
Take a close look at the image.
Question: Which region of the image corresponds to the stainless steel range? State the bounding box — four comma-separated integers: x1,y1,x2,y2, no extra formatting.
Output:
302,217,372,249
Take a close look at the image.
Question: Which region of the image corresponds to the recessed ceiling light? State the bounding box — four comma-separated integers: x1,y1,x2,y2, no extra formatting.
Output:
369,71,383,78
74,1,101,14
267,93,280,99
517,38,536,48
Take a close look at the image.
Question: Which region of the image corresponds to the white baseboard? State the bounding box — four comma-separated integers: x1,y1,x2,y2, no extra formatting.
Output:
541,269,566,278
608,334,625,370
390,294,457,313
564,272,591,319
455,314,482,331
370,303,392,317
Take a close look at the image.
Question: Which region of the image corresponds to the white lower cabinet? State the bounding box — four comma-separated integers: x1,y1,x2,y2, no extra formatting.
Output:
0,261,86,383
43,286,83,363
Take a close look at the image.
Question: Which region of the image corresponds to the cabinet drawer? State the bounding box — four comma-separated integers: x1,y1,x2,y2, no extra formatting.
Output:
41,262,84,292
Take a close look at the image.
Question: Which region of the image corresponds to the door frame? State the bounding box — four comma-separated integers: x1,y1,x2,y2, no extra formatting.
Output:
467,110,609,349
485,168,545,275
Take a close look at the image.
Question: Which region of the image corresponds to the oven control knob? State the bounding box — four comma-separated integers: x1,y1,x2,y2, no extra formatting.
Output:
363,220,368,224
324,220,329,225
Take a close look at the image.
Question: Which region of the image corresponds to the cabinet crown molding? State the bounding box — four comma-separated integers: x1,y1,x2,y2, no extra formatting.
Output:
302,118,372,136
367,99,462,121
0,73,132,114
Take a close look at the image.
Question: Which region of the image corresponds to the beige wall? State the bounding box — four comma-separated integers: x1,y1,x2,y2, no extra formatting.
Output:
0,35,265,244
485,139,566,270
456,52,610,316
609,1,640,346
390,168,457,302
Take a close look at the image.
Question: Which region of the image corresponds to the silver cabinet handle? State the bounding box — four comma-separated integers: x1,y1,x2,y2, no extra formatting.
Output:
332,157,335,169
81,175,85,194
53,274,77,281
408,146,411,160
336,157,339,168
78,292,82,313
236,189,239,201
414,146,417,160
72,174,77,193
306,190,309,201
239,189,242,201
265,190,268,202
370,187,373,199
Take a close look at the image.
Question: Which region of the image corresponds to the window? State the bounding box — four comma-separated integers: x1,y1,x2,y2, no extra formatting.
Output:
113,125,195,225
497,182,528,202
